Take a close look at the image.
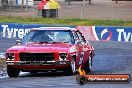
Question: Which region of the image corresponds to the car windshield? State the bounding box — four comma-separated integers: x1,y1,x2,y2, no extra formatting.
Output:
22,30,75,44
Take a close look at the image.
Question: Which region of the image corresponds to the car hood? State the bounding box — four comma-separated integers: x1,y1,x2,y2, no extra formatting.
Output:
7,43,73,53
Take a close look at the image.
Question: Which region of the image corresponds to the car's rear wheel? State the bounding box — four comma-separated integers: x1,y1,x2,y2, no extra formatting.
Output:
64,61,76,75
84,55,92,73
7,67,20,77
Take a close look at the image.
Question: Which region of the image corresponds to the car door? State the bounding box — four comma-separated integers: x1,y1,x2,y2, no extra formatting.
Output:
76,31,90,65
74,31,86,66
72,31,83,67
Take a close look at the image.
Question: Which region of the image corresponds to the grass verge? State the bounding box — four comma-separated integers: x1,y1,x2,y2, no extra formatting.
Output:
0,17,132,26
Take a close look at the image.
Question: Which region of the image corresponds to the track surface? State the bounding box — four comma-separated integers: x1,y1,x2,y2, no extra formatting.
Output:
0,38,132,88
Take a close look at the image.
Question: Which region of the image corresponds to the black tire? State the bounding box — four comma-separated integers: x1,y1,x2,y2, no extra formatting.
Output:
63,66,73,76
84,56,92,73
7,67,20,77
76,75,86,85
63,61,76,76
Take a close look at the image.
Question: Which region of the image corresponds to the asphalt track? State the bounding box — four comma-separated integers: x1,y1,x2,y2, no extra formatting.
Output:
0,38,132,88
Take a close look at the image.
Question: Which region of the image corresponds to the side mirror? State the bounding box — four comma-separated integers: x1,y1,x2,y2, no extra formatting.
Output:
16,40,21,45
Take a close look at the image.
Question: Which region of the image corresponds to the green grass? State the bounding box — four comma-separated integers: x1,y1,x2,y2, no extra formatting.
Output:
0,17,132,26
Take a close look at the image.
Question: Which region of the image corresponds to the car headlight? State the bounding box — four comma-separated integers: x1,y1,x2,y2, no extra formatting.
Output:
69,46,77,53
59,52,67,60
5,53,15,60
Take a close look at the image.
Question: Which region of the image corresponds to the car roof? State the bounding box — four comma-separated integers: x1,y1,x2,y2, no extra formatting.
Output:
31,27,76,31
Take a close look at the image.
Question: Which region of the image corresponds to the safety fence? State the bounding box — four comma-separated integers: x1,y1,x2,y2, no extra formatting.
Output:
0,0,132,20
0,23,132,42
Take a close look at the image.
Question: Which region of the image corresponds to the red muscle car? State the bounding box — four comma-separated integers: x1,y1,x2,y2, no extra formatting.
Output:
5,27,94,77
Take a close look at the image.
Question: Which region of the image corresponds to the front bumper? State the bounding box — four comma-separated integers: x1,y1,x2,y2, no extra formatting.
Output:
6,60,71,71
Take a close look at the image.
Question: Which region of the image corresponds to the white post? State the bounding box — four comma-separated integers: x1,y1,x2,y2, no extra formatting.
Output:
32,0,35,18
81,5,83,19
26,0,28,11
9,0,12,10
81,0,85,19
0,0,2,7
8,0,12,17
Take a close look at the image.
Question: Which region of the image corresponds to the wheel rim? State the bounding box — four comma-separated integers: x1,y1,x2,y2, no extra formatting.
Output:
89,56,92,69
71,60,76,73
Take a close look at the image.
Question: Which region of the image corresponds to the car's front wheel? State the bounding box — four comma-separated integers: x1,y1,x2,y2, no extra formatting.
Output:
7,67,20,77
64,61,76,75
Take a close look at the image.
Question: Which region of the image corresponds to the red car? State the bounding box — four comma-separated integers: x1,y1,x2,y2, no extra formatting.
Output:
5,27,94,77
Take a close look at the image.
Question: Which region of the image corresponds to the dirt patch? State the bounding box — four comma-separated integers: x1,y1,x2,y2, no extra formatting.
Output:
0,58,7,77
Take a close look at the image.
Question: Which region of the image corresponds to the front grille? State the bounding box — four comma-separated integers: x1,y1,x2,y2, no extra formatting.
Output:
19,53,54,61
